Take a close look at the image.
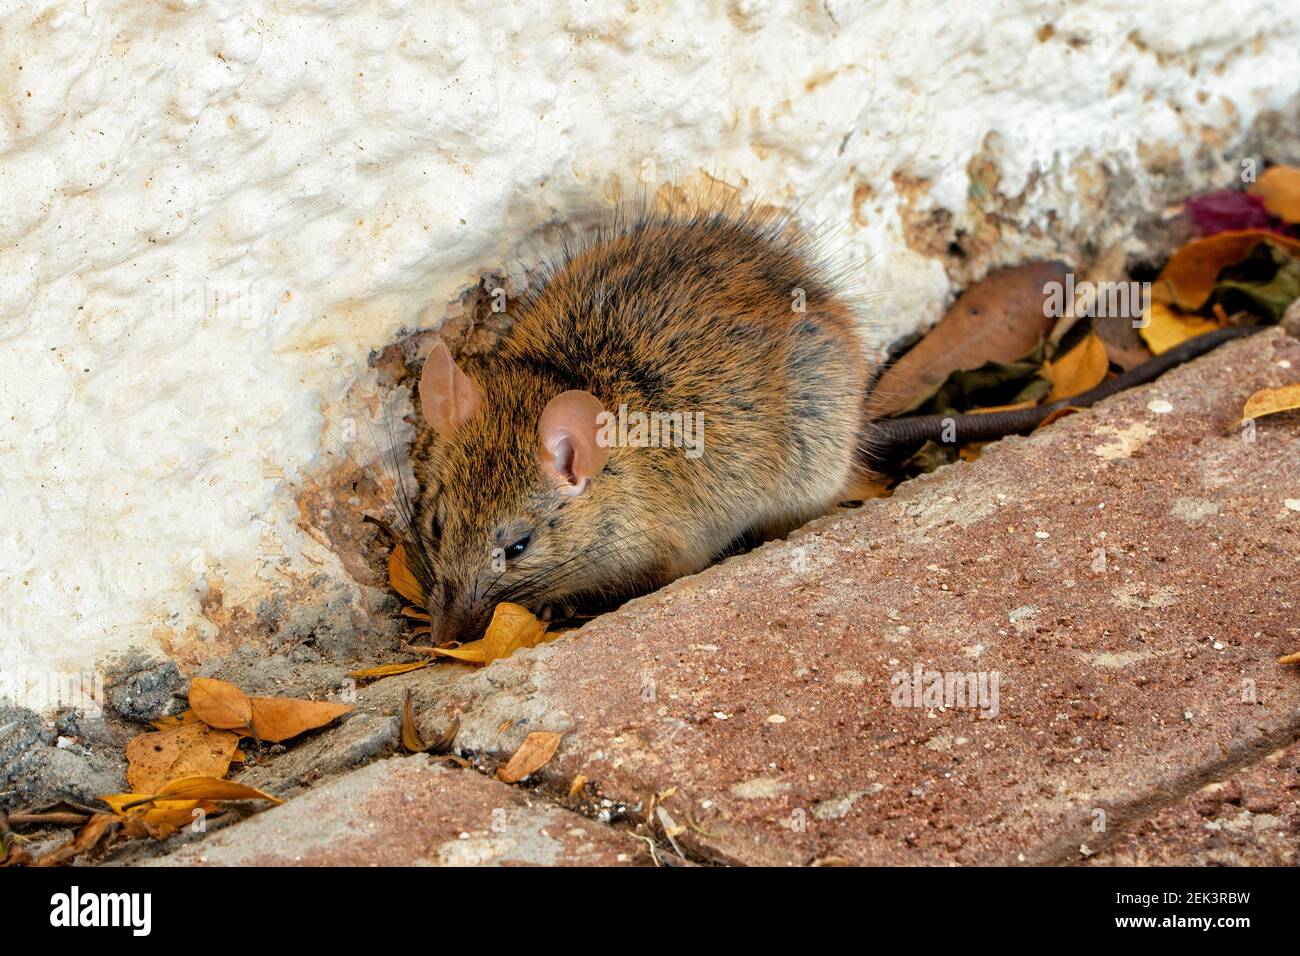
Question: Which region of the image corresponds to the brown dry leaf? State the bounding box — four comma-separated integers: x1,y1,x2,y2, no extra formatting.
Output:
1152,230,1300,310
1095,313,1153,370
126,722,241,793
958,443,986,462
350,660,432,679
1241,383,1300,422
1249,166,1300,223
188,677,253,731
351,658,431,681
401,691,425,753
1048,243,1127,346
32,813,120,867
1278,650,1300,666
865,261,1068,419
248,696,352,743
389,542,426,605
1138,303,1220,355
568,774,587,798
150,775,283,805
498,731,563,784
1044,333,1109,402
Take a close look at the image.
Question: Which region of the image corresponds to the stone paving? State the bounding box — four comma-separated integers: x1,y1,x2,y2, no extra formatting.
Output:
148,329,1300,866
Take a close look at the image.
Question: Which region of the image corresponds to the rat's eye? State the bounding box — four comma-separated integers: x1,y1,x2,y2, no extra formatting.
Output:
502,534,532,561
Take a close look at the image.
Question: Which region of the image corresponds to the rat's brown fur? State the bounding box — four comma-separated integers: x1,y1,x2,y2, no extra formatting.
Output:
410,208,870,642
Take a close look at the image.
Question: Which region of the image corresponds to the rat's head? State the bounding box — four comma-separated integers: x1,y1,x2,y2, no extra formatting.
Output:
409,339,645,643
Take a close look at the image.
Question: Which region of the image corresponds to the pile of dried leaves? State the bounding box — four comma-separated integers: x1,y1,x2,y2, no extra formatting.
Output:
3,680,352,866
865,164,1300,479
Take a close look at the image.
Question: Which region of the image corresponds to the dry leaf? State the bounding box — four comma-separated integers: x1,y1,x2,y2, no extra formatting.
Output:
1249,166,1300,223
1241,383,1300,422
389,542,426,605
481,602,547,662
1278,650,1300,666
1037,406,1083,429
350,660,432,679
32,813,120,867
1138,303,1220,355
248,696,352,743
1048,243,1126,346
98,795,211,840
1152,230,1300,311
150,775,283,805
498,731,563,784
1095,313,1153,370
188,677,253,731
126,722,241,793
401,691,425,753
149,710,200,732
568,774,587,798
429,602,551,666
866,261,1067,418
968,400,1038,415
1044,333,1109,402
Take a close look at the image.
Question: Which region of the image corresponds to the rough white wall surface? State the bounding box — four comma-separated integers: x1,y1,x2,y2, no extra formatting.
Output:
2,0,1298,680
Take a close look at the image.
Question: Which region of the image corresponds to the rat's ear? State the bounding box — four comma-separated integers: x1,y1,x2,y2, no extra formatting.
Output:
419,339,482,438
538,390,609,495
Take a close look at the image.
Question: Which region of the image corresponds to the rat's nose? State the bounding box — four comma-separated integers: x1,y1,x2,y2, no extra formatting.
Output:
436,589,491,646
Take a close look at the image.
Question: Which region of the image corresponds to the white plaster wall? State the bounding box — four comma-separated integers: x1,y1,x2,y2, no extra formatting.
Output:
2,0,1298,680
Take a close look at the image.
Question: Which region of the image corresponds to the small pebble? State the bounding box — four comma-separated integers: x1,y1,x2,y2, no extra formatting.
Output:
1147,398,1174,414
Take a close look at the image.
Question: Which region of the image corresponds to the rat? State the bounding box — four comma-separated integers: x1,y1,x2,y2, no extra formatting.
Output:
405,208,872,642
402,208,1264,643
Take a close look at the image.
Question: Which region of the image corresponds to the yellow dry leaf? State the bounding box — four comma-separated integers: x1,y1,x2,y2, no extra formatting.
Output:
350,660,432,679
481,602,547,661
188,677,253,731
125,722,241,793
1138,303,1219,355
389,542,426,605
98,794,212,839
248,696,352,743
1241,383,1300,422
498,731,564,784
568,774,587,798
1044,333,1109,402
968,400,1038,415
428,602,550,666
149,710,200,732
152,775,283,805
428,642,489,664
1037,406,1083,429
1249,165,1300,223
